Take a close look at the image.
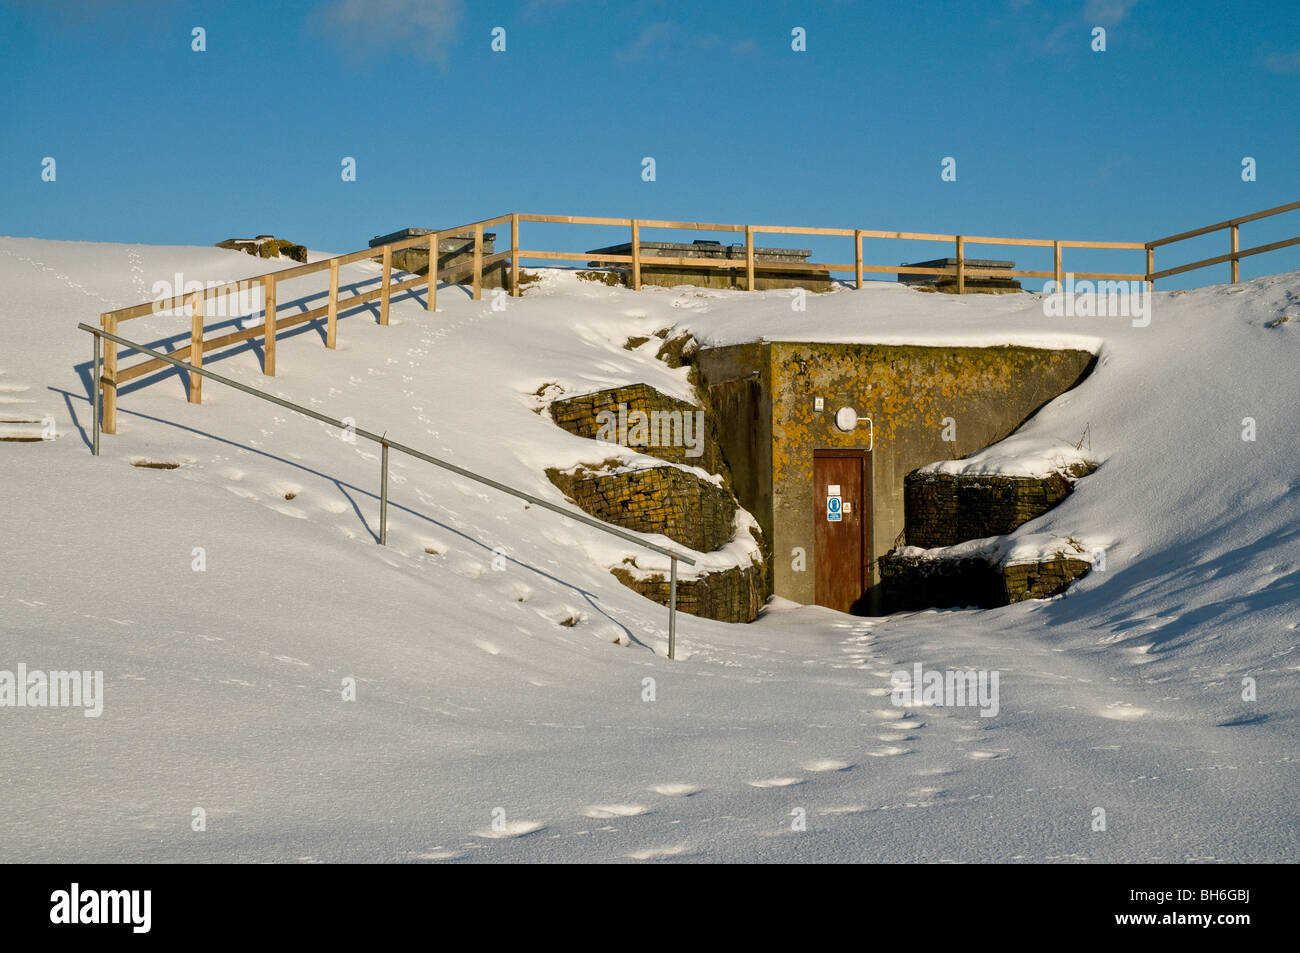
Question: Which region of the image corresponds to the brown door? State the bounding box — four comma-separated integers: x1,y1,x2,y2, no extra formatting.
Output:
813,450,870,613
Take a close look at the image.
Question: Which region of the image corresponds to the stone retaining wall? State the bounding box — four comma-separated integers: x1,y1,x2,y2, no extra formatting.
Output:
547,464,737,553
549,382,729,478
612,557,767,623
904,470,1087,548
878,549,1091,612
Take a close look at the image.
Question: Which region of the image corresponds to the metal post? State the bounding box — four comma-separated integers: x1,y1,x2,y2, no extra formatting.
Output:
76,324,700,604
380,440,389,545
668,556,677,660
92,331,101,457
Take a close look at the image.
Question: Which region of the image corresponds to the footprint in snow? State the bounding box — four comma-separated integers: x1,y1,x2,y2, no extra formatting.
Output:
868,746,913,757
748,777,804,788
801,759,854,772
474,821,544,840
582,804,649,819
626,845,690,861
650,783,701,797
411,849,466,862
1099,702,1147,720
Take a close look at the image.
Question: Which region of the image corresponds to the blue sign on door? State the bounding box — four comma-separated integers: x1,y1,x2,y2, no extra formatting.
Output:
826,495,842,522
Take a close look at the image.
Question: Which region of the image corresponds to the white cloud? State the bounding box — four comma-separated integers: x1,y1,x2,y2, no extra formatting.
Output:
616,21,680,63
615,21,756,63
1263,50,1300,75
1084,0,1138,27
314,0,464,65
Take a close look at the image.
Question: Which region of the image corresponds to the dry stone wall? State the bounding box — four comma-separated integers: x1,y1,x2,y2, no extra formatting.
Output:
547,464,737,553
546,382,769,623
612,554,768,623
549,382,728,479
904,469,1087,548
879,550,1092,611
882,462,1097,610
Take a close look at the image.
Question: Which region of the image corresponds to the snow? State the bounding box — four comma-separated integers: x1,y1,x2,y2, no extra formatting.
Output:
890,532,1100,570
1,237,1297,862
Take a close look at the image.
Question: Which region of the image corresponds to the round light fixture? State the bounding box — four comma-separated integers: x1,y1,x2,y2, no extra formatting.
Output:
834,406,858,432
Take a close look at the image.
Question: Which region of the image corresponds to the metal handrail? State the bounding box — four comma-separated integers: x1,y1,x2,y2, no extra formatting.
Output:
78,323,695,658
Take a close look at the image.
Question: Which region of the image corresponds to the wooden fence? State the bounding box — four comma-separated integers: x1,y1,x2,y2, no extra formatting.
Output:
1145,199,1300,283
96,201,1299,434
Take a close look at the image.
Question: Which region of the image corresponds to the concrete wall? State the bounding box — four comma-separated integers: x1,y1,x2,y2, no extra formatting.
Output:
694,344,773,537
387,234,507,290
697,342,1095,613
581,267,832,293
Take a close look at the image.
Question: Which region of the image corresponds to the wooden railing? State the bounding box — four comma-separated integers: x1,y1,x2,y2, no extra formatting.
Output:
98,213,513,433
97,202,1299,435
514,213,1147,290
1145,199,1300,283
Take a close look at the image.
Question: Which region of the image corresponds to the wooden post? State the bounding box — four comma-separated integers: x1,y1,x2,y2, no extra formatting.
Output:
1053,240,1063,289
955,235,965,295
1146,247,1155,291
472,224,483,301
327,258,339,349
427,233,438,312
101,313,117,434
745,224,755,291
854,229,863,289
631,220,641,291
263,275,276,376
380,244,392,325
189,293,204,403
510,214,520,297
1230,225,1240,283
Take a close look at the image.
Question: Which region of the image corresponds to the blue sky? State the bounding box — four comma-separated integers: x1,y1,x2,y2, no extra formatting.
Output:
2,0,1298,287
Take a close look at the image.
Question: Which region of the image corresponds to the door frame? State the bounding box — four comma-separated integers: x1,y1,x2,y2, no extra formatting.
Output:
813,448,873,607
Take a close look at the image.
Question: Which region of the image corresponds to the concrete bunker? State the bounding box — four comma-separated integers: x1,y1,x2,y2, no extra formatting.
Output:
585,240,832,292
695,341,1096,614
369,227,507,288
